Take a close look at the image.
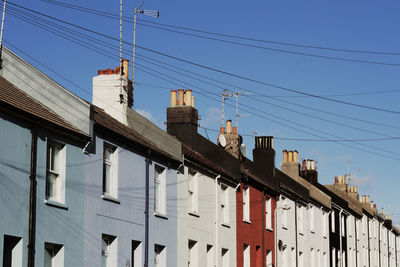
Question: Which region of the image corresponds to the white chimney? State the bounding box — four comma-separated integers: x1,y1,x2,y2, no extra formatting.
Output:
93,64,132,125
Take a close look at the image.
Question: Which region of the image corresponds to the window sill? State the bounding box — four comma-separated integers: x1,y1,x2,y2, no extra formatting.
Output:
44,199,68,210
298,232,304,236
266,227,273,232
282,226,288,230
221,223,230,228
243,219,252,224
102,194,120,204
154,212,168,220
188,212,200,218
310,230,315,234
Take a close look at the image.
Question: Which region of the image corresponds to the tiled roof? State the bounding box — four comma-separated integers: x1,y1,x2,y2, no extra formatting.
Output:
91,105,182,163
0,75,87,137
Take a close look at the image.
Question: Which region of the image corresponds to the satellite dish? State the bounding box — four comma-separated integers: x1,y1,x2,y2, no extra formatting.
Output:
218,135,226,148
240,143,247,157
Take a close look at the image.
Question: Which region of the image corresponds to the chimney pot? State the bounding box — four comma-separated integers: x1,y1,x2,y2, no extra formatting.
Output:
374,204,376,209
226,120,232,134
334,176,338,184
293,150,298,163
232,126,237,134
185,89,192,107
220,127,225,134
178,89,184,106
306,159,311,170
283,150,288,163
122,59,129,78
310,160,316,170
269,136,274,149
288,151,293,162
302,159,306,170
170,90,177,107
191,96,195,108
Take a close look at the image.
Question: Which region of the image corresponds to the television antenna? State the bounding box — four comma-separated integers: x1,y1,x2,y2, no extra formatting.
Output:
221,89,252,131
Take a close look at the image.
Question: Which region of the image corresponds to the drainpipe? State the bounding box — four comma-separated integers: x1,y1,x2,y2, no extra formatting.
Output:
215,174,220,267
388,228,390,267
379,222,383,267
339,209,343,267
295,202,298,267
355,217,358,267
28,123,38,267
144,152,151,267
262,192,265,267
367,218,371,267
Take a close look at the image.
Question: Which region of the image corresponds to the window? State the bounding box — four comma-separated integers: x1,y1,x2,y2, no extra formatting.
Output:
298,205,303,234
243,244,250,267
44,242,64,267
282,198,288,229
331,211,335,233
311,248,315,267
188,169,198,215
102,234,117,267
46,141,66,203
322,211,328,237
221,248,229,267
221,184,229,224
103,143,118,198
131,240,142,267
206,245,214,267
265,197,272,230
243,186,250,222
188,240,198,267
298,251,304,267
331,248,336,267
341,215,346,237
266,250,272,267
309,206,315,233
323,252,328,267
290,247,295,267
3,235,23,267
154,165,166,215
154,244,166,267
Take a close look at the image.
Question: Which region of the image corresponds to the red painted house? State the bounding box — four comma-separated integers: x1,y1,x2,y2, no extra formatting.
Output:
236,136,280,267
218,124,280,267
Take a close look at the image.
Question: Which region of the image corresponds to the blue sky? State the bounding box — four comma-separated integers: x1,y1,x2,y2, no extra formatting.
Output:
4,0,400,224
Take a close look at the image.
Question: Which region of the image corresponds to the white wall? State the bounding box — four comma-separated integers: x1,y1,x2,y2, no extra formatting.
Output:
176,166,237,267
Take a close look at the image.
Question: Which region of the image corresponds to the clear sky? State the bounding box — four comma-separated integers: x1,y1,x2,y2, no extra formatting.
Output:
4,0,400,225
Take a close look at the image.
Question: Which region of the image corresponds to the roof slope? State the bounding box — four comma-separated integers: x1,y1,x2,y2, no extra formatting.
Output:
0,75,86,137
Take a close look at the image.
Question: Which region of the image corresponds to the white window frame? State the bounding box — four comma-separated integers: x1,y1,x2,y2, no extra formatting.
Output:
103,143,118,198
331,210,336,233
46,141,66,204
206,245,214,267
309,205,315,233
188,169,199,215
221,184,229,225
188,240,198,267
154,164,166,215
154,244,166,267
243,244,250,267
243,186,250,222
266,250,272,267
221,248,229,267
45,242,64,267
102,235,117,267
3,235,23,267
265,197,272,230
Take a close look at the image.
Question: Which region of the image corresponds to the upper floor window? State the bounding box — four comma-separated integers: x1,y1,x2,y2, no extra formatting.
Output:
309,206,315,233
188,169,199,215
221,184,229,225
46,141,66,203
322,211,328,237
243,186,250,222
331,210,335,233
341,215,345,237
297,205,304,234
265,197,272,230
103,143,118,198
154,165,166,215
102,234,117,267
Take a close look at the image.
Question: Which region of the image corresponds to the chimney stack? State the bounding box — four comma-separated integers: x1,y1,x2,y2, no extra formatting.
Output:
281,149,300,180
253,136,276,178
167,89,199,136
93,60,133,125
218,119,243,159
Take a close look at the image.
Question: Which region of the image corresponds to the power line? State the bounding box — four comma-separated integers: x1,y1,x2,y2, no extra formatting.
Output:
6,7,400,159
198,126,400,142
40,0,400,57
6,0,400,115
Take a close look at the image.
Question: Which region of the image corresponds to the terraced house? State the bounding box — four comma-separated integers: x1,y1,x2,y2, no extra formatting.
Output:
1,46,400,267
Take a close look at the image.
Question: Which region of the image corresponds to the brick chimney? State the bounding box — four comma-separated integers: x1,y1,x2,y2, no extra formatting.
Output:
217,120,243,159
281,150,300,179
93,59,133,125
253,136,275,178
299,158,318,184
333,175,347,192
166,89,198,137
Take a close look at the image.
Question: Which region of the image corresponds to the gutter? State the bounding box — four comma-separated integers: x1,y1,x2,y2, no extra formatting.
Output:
144,152,151,267
28,122,39,267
